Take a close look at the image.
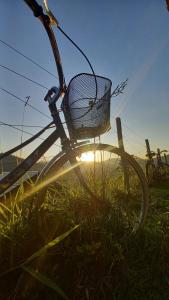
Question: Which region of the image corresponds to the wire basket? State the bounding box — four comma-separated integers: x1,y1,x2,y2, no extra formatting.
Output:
63,73,112,140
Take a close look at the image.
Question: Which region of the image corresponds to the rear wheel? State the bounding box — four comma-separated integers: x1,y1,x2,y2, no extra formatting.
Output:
38,143,149,232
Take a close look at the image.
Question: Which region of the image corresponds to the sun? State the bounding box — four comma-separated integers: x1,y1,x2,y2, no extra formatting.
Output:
80,151,94,162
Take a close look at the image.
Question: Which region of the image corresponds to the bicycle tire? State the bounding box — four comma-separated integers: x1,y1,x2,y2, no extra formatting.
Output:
37,143,149,231
158,163,169,179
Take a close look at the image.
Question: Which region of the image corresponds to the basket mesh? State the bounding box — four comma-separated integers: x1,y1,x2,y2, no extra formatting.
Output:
63,73,112,140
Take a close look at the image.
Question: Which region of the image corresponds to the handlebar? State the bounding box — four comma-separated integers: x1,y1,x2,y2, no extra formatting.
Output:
24,0,44,17
24,0,66,97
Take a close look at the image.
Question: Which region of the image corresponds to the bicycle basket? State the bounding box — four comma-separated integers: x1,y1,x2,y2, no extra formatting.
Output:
62,73,112,140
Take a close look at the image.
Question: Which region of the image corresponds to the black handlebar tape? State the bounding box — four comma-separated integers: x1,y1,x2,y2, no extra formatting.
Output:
24,0,44,17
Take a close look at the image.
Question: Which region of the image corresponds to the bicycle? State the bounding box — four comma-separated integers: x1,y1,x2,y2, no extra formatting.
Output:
146,148,169,184
156,149,169,178
145,150,157,185
0,0,149,231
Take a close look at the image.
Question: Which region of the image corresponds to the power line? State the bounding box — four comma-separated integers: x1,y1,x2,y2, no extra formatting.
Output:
0,64,48,90
0,87,51,120
124,134,145,150
0,120,49,140
122,123,146,149
0,39,92,119
123,121,145,142
0,121,54,159
0,39,71,100
122,121,160,152
0,38,100,100
0,120,61,149
0,64,94,112
0,87,69,130
0,38,57,79
0,123,53,128
123,135,145,152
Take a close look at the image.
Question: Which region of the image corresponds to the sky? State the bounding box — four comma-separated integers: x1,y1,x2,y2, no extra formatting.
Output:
0,0,169,160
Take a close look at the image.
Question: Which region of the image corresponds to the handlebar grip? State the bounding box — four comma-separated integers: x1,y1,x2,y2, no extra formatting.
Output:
24,0,44,17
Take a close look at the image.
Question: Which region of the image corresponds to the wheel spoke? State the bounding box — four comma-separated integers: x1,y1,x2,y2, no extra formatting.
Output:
37,143,149,231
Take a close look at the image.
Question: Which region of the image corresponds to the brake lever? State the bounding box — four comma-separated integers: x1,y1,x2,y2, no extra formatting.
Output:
44,86,60,104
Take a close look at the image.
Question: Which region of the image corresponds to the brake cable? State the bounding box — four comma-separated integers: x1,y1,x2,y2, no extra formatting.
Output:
43,0,98,104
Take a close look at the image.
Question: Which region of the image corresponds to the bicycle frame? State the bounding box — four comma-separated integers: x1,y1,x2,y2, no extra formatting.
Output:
0,1,125,196
0,1,70,195
0,0,103,197
0,113,90,197
0,1,150,232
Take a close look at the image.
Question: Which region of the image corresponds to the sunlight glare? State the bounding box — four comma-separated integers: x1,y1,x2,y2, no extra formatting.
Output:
80,151,94,162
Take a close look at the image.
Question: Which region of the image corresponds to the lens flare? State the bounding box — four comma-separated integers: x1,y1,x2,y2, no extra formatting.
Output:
80,151,94,162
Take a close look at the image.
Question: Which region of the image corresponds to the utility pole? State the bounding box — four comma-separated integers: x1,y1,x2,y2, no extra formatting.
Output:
116,117,129,191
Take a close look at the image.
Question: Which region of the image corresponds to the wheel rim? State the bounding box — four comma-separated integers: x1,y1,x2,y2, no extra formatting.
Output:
42,143,149,232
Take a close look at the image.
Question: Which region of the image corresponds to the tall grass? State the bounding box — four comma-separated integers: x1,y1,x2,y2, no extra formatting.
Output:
0,179,169,299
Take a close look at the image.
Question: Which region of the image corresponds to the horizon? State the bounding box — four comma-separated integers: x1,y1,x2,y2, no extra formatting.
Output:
0,1,169,162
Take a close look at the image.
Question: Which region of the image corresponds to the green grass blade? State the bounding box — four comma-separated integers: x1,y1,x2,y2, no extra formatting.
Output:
0,219,5,225
22,265,70,300
23,225,79,265
0,225,79,278
0,202,13,214
0,206,8,219
0,259,25,278
0,231,22,246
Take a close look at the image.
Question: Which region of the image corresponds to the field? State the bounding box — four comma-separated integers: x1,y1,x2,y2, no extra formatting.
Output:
0,177,169,300
1,1,169,299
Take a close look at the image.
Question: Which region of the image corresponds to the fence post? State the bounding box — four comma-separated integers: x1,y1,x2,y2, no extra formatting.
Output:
156,148,162,168
164,153,168,164
116,117,129,191
145,139,151,160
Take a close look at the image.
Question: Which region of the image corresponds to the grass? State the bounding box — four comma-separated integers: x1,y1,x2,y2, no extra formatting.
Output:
0,180,169,299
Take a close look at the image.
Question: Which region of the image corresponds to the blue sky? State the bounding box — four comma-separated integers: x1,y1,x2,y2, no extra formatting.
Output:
0,0,169,159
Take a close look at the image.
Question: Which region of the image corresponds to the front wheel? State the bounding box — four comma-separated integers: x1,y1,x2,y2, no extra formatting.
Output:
38,143,149,232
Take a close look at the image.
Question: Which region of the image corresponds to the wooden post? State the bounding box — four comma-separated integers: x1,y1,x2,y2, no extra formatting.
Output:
116,117,129,191
156,148,162,168
145,139,151,160
164,153,168,164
